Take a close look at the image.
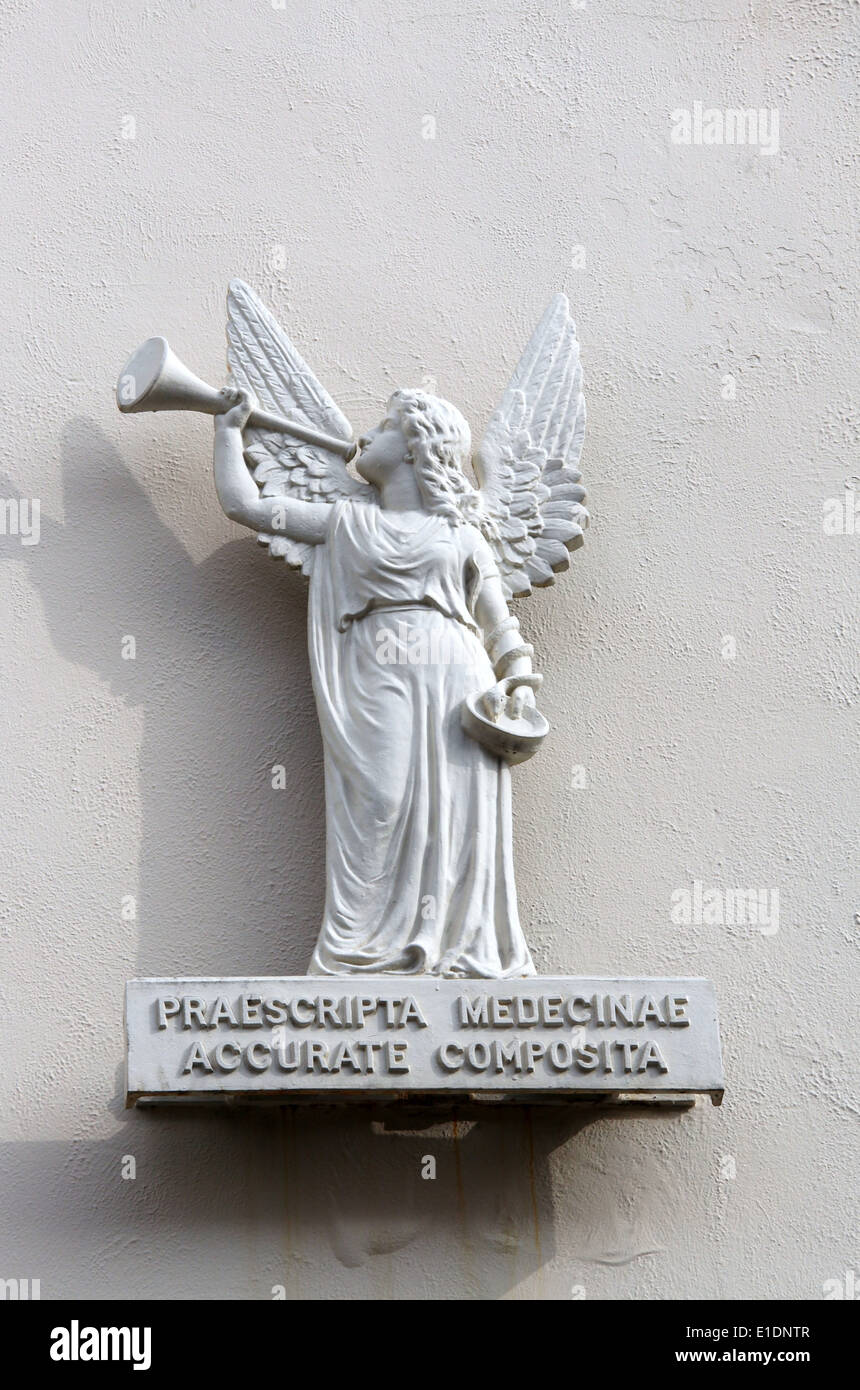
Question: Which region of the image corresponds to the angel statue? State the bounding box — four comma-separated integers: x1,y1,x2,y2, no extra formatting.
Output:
211,282,587,979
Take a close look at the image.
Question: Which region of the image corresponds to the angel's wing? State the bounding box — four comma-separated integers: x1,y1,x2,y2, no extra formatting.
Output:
475,294,588,600
226,279,367,572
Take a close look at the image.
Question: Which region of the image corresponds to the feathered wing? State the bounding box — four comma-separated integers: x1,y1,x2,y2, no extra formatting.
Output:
475,294,588,600
225,279,368,573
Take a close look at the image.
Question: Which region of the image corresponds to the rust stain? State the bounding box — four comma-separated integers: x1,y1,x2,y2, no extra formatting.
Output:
525,1110,542,1265
280,1108,297,1298
452,1117,466,1224
451,1115,475,1288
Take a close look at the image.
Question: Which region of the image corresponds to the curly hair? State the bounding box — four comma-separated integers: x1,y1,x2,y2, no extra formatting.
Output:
390,389,495,536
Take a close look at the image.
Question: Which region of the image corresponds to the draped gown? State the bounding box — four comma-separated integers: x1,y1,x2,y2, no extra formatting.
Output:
307,496,534,978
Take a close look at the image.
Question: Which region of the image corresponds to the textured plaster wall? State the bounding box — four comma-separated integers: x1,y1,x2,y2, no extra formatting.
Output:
0,0,857,1300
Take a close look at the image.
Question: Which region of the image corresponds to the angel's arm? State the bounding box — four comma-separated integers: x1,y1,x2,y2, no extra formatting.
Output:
213,388,330,542
474,564,537,719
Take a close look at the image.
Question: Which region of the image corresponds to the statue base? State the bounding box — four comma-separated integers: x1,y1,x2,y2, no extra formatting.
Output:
125,976,724,1108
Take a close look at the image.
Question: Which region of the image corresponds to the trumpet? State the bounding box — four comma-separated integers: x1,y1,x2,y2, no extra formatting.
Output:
115,337,357,461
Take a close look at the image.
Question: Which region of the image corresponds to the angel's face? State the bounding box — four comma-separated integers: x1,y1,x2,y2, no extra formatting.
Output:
355,407,410,486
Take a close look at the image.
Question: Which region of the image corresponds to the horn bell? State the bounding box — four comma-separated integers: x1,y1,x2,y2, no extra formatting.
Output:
116,337,224,416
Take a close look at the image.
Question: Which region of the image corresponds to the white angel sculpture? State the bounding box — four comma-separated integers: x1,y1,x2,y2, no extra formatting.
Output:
213,282,587,979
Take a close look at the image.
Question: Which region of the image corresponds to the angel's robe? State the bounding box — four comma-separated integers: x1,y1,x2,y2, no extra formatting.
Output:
307,496,535,978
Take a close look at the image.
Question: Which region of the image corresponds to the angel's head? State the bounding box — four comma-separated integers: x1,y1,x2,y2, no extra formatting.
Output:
358,389,487,530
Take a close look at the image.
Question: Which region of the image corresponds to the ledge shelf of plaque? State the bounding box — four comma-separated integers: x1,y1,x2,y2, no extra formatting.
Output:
118,284,724,1114
125,978,723,1109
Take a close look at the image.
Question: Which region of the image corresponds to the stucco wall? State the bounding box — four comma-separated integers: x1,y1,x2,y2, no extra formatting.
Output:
1,0,857,1299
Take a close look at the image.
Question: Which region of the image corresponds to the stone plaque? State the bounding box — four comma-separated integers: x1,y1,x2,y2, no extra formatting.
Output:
125,977,724,1106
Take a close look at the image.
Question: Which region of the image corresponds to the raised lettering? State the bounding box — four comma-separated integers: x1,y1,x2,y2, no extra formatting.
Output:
458,995,488,1026
181,1041,213,1074
156,996,180,1029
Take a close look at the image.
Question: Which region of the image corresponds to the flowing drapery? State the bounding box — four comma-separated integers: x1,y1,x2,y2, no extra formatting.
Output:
307,498,534,978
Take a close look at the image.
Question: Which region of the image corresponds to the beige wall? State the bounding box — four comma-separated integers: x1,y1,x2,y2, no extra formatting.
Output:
0,0,856,1298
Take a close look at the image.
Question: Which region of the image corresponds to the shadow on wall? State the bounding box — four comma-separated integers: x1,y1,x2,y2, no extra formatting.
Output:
1,1104,615,1298
0,420,626,1299
2,418,325,975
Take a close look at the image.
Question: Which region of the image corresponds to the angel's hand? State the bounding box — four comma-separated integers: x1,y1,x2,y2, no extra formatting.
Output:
482,684,507,722
215,384,257,433
507,682,537,720
481,674,542,723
